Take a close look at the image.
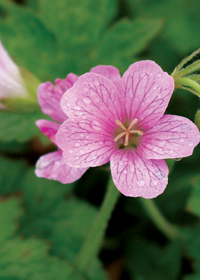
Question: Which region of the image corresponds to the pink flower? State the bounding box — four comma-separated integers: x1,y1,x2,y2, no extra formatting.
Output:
56,61,200,198
35,66,119,183
0,41,28,107
35,73,88,184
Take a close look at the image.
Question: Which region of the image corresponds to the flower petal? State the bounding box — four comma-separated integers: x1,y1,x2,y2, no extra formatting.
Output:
37,74,77,123
110,149,169,198
122,60,174,129
138,114,200,159
56,118,116,168
90,65,122,91
36,119,60,142
60,73,126,125
35,150,88,184
0,41,28,97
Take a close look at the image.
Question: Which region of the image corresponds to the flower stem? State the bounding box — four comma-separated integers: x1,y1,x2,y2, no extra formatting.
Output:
75,176,120,275
139,198,180,240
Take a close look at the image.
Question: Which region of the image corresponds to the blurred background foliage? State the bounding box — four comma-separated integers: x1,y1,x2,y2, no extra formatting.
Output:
0,0,200,279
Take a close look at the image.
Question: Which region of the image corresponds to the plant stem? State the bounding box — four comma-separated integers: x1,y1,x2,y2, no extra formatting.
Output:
139,198,180,240
76,176,120,275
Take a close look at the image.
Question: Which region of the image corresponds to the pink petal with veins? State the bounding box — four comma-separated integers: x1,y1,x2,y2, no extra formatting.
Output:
110,149,169,198
60,73,126,124
90,65,122,92
0,41,28,98
122,60,174,129
138,114,200,159
37,82,67,123
36,120,60,143
55,118,117,168
35,150,88,184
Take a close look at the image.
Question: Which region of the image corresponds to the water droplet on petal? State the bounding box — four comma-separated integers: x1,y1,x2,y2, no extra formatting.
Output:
69,150,73,154
174,158,182,161
180,138,184,143
152,180,158,186
94,80,99,86
74,106,81,110
83,97,91,104
137,180,145,187
75,143,80,147
188,142,193,146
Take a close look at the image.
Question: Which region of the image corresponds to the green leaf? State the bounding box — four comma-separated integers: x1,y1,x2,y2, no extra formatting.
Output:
21,167,75,216
0,110,49,142
182,225,200,280
127,0,200,54
126,238,181,280
0,156,27,195
186,176,200,217
0,198,22,244
95,18,162,71
0,4,58,80
20,197,98,261
38,0,117,46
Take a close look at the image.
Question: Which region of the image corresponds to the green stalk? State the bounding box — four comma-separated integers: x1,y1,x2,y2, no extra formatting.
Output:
139,198,180,240
171,48,200,76
175,77,200,96
76,176,120,275
174,60,200,79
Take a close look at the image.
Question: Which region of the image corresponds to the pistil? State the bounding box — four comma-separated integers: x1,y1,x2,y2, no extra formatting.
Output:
114,118,143,146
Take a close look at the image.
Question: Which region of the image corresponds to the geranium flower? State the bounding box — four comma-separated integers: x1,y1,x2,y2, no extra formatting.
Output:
0,41,28,106
56,61,200,198
35,66,119,184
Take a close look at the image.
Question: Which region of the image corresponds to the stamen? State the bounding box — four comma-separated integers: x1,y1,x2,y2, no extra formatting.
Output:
129,130,144,136
114,132,126,142
128,118,138,130
124,132,129,146
114,118,143,146
115,119,126,130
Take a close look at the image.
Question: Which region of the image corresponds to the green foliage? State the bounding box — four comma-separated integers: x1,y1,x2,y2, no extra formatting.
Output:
0,0,200,279
0,110,48,142
0,198,22,243
0,160,107,280
126,239,181,280
186,176,200,217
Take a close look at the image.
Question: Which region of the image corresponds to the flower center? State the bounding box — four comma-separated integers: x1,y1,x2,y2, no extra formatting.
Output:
114,118,143,147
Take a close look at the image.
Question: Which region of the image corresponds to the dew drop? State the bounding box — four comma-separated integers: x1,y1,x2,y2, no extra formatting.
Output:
69,150,73,154
137,180,145,187
188,142,193,146
152,180,158,186
37,160,52,169
83,97,91,104
74,106,81,110
157,73,162,77
174,158,182,161
94,80,99,86
180,138,184,143
75,143,80,147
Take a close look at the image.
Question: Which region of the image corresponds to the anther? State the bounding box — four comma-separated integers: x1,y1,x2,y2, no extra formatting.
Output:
114,118,143,146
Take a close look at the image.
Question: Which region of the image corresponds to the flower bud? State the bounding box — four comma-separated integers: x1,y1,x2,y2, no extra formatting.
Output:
0,41,40,112
195,110,200,131
171,48,200,97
